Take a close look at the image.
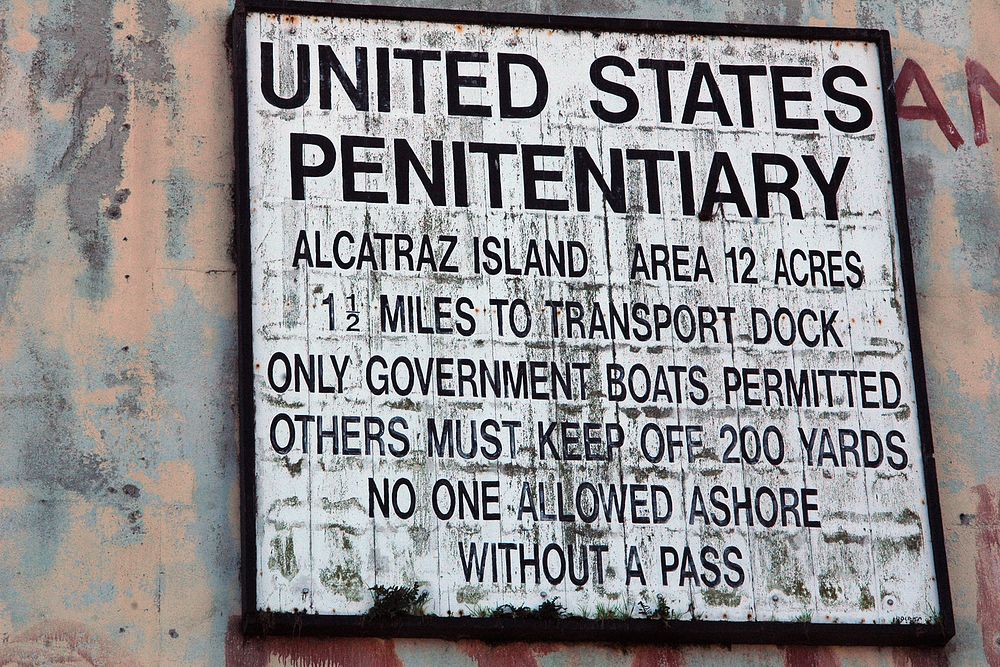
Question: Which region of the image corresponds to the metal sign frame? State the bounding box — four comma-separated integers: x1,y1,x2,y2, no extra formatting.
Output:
232,0,954,645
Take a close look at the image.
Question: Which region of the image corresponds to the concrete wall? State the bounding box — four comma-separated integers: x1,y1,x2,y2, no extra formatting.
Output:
0,0,996,664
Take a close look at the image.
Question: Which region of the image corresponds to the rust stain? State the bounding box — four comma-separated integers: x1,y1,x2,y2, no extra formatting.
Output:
891,647,950,666
458,641,552,667
783,647,839,667
631,646,684,667
225,617,404,667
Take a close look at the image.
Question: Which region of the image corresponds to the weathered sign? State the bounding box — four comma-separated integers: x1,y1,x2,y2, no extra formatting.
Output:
234,1,952,644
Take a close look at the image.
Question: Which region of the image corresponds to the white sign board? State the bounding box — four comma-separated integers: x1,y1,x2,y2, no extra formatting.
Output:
235,2,951,643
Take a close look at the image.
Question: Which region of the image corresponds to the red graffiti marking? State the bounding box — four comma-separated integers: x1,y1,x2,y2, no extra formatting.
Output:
225,617,404,667
895,57,1000,150
895,58,965,149
975,485,1000,667
966,59,1000,147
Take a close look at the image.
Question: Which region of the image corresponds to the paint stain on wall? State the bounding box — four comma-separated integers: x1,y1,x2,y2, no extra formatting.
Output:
0,620,139,666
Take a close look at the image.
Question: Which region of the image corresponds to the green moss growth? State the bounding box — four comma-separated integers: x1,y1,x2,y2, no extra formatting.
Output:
702,589,742,607
819,579,839,604
638,595,681,620
318,564,364,601
366,583,429,619
267,535,298,579
859,588,875,610
594,601,634,620
784,579,811,602
477,598,567,620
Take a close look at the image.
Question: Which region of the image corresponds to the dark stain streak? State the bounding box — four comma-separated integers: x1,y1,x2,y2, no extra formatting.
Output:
166,168,194,259
975,485,1000,666
10,342,113,496
27,0,179,300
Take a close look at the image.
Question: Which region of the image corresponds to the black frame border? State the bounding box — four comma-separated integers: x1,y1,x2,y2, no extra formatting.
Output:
232,0,954,646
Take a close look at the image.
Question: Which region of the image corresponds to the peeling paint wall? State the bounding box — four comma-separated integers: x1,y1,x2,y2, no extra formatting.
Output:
0,0,996,665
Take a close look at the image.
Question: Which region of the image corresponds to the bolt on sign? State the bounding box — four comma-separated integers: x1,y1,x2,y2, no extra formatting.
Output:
233,0,953,644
